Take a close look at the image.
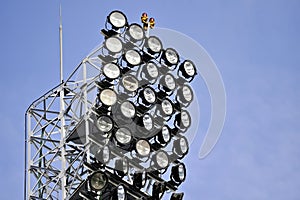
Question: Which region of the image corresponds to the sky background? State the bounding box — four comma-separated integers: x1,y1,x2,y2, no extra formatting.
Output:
0,0,299,199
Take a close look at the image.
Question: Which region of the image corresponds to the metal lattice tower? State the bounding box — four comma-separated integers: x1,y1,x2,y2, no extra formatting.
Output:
25,10,198,200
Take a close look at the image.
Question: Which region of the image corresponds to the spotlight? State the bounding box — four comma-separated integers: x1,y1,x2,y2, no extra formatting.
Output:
152,182,165,199
120,101,136,118
173,137,189,157
96,115,114,133
142,113,154,131
124,49,142,66
133,171,147,189
121,75,139,92
160,73,176,92
153,150,169,169
175,110,191,130
88,171,108,191
140,86,157,105
115,127,132,146
115,157,129,177
95,146,111,164
160,98,174,116
135,139,151,157
143,62,159,80
177,84,193,105
171,163,186,183
107,10,127,29
127,23,145,41
155,125,171,146
104,36,123,54
145,36,163,54
99,88,118,106
179,60,196,79
162,48,179,66
102,63,121,80
170,193,184,200
112,185,127,200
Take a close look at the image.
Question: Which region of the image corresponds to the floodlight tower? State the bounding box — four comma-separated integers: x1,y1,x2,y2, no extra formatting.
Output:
25,10,197,200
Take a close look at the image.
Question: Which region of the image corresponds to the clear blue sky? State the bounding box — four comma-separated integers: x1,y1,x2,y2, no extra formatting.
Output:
0,0,299,199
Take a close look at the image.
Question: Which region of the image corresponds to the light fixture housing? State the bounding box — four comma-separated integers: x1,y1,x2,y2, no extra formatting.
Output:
104,36,123,54
96,115,114,133
160,98,174,116
140,86,157,105
124,49,142,66
142,113,154,131
115,127,132,145
99,88,118,106
162,48,179,66
171,163,186,183
107,10,127,29
160,73,177,92
152,182,165,199
103,63,121,80
145,36,163,54
175,110,191,130
143,62,159,80
179,60,197,78
88,171,108,191
177,84,194,105
112,185,127,200
156,125,171,146
121,75,139,92
95,146,111,164
115,157,129,177
170,193,184,200
173,137,189,157
153,150,169,169
127,23,145,41
120,101,136,118
135,139,151,157
133,171,147,189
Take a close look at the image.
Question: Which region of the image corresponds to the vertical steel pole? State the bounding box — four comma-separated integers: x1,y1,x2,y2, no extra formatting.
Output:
59,5,67,199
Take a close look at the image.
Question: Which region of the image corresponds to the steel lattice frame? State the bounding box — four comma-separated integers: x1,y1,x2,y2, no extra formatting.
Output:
25,44,114,199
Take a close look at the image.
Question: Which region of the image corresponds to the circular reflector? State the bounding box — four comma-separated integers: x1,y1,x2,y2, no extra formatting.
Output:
89,171,107,191
174,137,189,156
103,63,120,80
120,101,136,118
145,62,159,79
115,127,132,145
179,85,193,103
164,48,179,65
105,37,123,53
147,36,163,54
108,10,127,28
100,89,117,106
128,23,145,41
125,50,142,66
163,74,176,91
161,99,173,116
142,87,156,104
181,110,191,128
122,75,139,92
155,151,169,169
182,60,196,77
158,126,171,144
96,115,113,132
143,114,153,131
136,139,151,157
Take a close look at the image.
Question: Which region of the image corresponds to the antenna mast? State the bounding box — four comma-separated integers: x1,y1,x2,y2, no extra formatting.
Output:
59,4,63,83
